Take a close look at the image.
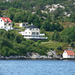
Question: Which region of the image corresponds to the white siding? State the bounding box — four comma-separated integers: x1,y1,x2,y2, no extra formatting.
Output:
25,29,32,35
0,18,4,28
19,23,28,27
63,51,68,58
19,27,47,39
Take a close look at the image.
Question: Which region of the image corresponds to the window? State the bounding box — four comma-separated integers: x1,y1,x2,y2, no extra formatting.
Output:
36,29,38,30
36,32,39,35
32,32,35,34
25,32,27,34
4,23,6,25
23,24,25,26
29,32,30,34
1,20,2,22
70,55,73,57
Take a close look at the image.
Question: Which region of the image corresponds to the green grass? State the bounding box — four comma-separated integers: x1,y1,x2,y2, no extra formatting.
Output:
41,40,68,50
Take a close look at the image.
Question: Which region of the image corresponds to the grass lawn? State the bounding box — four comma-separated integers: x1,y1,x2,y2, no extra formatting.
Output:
41,40,68,50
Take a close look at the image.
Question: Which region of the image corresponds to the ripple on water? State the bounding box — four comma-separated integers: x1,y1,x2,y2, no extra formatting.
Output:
0,60,75,75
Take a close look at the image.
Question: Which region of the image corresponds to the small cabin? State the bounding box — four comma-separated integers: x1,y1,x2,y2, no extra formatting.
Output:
63,50,75,58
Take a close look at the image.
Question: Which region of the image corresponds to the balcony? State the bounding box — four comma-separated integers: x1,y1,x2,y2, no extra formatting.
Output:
39,34,45,36
24,36,48,39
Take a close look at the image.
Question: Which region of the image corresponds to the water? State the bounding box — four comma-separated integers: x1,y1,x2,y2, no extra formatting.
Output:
0,60,75,75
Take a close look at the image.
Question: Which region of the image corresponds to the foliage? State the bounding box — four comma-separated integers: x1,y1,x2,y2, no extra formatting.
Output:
57,46,62,50
0,29,48,56
60,27,75,42
42,21,63,31
52,30,60,41
70,42,74,47
37,40,41,45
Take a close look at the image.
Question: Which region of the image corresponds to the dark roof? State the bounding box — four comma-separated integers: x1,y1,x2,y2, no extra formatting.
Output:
26,25,38,29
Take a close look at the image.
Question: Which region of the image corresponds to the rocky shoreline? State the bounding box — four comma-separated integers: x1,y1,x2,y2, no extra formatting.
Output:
0,56,75,60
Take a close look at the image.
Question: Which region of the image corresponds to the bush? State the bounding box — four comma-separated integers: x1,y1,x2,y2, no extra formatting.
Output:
57,46,62,50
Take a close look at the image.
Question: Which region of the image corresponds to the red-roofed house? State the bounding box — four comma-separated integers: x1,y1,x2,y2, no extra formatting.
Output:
0,17,13,31
63,50,75,58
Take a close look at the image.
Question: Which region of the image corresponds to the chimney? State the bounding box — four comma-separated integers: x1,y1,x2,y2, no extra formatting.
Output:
31,23,33,26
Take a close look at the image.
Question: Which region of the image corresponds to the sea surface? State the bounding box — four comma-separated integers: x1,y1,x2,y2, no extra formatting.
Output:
0,60,75,75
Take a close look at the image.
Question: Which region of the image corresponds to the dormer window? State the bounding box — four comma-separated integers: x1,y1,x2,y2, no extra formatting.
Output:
5,19,8,21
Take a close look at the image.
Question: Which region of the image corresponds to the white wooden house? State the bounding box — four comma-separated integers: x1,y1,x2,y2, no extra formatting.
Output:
63,50,75,58
0,17,13,31
19,24,47,39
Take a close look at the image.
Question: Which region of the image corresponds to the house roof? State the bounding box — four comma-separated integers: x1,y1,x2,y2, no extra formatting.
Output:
65,50,75,55
26,24,38,29
0,17,12,22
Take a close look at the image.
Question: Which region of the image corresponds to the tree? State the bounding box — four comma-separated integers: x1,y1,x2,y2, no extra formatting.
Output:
70,13,75,22
42,21,51,31
55,22,64,31
37,40,41,45
60,27,75,42
52,30,60,41
0,10,2,17
10,13,14,21
15,34,23,43
57,46,62,50
70,42,74,47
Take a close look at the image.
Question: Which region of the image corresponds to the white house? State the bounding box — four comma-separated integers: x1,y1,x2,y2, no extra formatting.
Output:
19,24,47,39
63,50,75,58
19,22,28,28
0,17,13,31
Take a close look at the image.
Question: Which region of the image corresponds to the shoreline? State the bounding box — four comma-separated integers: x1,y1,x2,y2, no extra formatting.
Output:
0,57,75,60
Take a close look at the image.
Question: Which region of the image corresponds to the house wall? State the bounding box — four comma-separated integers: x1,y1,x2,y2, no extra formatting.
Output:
63,51,68,58
68,55,74,58
19,23,23,27
31,28,40,37
24,28,40,36
24,29,32,35
0,18,4,28
19,23,28,27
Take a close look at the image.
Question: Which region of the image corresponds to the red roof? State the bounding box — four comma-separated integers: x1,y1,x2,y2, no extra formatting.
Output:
65,50,75,55
0,17,12,22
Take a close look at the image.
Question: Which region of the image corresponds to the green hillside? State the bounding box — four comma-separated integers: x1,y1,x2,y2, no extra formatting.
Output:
0,29,49,56
0,0,75,56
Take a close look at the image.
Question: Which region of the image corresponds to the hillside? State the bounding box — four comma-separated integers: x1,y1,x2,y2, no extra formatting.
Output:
0,29,49,56
0,0,75,23
0,0,75,56
60,22,75,29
